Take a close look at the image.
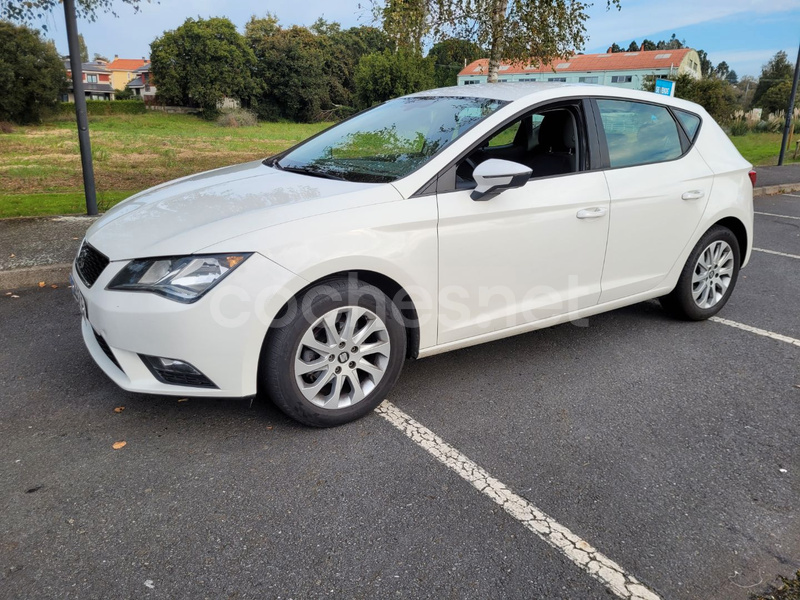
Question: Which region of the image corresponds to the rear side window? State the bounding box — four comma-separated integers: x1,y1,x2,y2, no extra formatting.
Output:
674,109,701,141
596,99,683,168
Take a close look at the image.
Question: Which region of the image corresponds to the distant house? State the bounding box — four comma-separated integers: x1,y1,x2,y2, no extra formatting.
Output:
106,56,149,90
62,60,115,101
457,48,702,90
126,63,157,100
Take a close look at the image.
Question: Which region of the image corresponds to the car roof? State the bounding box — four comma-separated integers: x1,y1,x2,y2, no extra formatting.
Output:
405,82,704,114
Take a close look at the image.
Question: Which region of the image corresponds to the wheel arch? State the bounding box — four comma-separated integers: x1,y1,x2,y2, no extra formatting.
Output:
259,269,421,369
713,216,748,263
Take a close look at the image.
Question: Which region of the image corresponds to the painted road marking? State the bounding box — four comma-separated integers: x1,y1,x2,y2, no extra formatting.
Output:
376,401,662,600
753,247,800,260
710,317,800,348
755,211,800,220
784,193,800,198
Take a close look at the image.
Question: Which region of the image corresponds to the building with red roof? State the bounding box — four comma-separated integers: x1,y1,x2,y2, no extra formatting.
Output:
106,56,150,90
457,48,701,89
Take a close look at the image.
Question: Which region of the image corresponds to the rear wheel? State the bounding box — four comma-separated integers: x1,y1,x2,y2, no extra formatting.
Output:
660,225,741,320
262,278,406,427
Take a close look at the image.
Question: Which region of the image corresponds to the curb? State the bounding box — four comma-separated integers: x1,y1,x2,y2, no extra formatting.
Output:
754,183,800,197
0,263,73,291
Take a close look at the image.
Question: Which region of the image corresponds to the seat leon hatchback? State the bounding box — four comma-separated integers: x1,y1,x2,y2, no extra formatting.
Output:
73,83,754,426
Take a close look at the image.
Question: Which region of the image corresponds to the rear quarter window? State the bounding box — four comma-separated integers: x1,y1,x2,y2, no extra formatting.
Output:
673,109,702,141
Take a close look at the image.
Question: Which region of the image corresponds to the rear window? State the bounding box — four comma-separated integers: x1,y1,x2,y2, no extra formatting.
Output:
596,99,683,168
674,109,701,141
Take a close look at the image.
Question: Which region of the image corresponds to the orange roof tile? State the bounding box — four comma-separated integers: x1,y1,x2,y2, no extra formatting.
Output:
106,58,149,71
459,49,694,76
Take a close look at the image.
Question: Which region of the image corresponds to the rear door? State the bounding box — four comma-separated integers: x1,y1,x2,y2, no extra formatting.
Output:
593,99,714,303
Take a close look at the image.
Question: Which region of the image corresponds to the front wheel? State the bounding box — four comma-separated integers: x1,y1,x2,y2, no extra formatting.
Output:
261,278,406,427
660,225,741,320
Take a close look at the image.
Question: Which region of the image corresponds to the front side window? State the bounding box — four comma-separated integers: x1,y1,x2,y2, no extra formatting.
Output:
278,96,507,183
596,99,682,168
454,104,582,186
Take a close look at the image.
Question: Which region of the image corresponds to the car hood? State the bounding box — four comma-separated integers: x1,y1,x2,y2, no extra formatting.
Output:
85,160,392,260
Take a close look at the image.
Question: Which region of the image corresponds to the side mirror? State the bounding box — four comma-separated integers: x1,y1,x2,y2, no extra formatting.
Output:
470,159,532,201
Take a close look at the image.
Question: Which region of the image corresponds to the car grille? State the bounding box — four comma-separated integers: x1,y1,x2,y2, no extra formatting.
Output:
75,243,109,288
93,329,123,372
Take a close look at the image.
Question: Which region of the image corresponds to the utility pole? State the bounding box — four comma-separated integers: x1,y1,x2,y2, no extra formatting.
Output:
63,0,98,215
778,40,800,166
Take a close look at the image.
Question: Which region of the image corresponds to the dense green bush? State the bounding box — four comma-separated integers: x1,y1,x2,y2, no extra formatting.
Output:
355,49,435,109
58,100,147,116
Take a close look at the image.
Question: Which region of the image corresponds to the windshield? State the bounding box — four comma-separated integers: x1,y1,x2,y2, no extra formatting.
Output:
276,96,507,183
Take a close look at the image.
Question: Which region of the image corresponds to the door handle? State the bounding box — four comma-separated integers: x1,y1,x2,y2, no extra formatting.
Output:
576,207,607,219
681,190,705,201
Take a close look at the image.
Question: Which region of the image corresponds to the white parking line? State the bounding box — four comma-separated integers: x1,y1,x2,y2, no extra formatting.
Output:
784,193,800,198
710,316,800,347
753,247,800,260
376,401,662,600
755,211,800,220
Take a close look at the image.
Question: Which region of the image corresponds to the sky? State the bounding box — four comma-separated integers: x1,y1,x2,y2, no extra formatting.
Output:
38,0,800,79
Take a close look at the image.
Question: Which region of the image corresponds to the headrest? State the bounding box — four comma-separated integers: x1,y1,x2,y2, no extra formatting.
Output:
538,111,576,151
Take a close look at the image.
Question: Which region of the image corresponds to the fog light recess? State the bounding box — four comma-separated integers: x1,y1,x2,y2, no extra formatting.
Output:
140,355,218,389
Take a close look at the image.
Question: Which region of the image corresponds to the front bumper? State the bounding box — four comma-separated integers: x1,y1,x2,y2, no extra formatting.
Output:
73,252,302,397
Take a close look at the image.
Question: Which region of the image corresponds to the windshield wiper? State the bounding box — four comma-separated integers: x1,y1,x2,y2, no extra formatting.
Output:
274,161,346,181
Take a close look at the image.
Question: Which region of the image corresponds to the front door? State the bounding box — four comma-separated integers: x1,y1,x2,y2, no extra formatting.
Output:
436,102,611,345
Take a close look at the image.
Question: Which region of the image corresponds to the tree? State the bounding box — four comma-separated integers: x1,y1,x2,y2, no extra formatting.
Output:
93,52,109,63
644,73,737,123
641,39,656,51
0,22,66,123
626,41,639,52
751,51,794,109
354,49,434,108
609,42,622,53
714,61,729,80
379,0,621,83
246,19,329,121
725,70,738,85
78,33,89,63
759,80,798,116
150,17,259,116
428,38,484,87
1,0,143,26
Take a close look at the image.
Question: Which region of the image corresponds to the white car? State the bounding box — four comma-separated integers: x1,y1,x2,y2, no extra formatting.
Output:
72,83,754,426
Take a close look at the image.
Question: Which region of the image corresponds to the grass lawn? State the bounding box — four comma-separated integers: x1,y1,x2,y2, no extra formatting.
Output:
1,112,798,218
0,112,330,218
729,131,800,167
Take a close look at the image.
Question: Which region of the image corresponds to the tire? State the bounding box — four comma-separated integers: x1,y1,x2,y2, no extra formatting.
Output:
261,277,406,427
660,225,741,321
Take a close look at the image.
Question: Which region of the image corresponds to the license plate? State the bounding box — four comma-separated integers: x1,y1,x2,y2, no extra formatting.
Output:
70,275,89,321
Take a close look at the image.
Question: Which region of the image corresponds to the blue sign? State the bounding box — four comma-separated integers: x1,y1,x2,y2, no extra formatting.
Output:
654,78,675,97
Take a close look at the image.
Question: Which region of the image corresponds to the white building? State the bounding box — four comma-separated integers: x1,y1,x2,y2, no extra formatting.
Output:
458,48,702,90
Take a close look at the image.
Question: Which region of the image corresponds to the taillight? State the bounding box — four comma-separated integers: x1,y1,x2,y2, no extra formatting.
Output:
748,170,757,187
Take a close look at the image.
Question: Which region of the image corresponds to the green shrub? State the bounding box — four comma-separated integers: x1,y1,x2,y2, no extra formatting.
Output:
216,108,258,127
57,99,147,116
754,120,770,133
729,119,749,136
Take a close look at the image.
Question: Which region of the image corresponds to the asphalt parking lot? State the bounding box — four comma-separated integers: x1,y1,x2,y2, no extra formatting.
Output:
1,195,798,599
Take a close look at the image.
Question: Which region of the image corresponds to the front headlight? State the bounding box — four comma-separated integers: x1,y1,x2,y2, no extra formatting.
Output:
107,253,251,303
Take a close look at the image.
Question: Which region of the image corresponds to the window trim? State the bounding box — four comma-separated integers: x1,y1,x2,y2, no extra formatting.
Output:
589,97,701,171
419,97,600,196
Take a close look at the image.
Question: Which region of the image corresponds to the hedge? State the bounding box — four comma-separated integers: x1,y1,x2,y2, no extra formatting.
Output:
57,99,147,115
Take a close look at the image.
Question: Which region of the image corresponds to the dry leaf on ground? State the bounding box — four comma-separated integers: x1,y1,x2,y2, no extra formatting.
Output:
38,282,45,288
114,406,125,413
112,441,127,449
51,284,58,289
177,398,188,403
